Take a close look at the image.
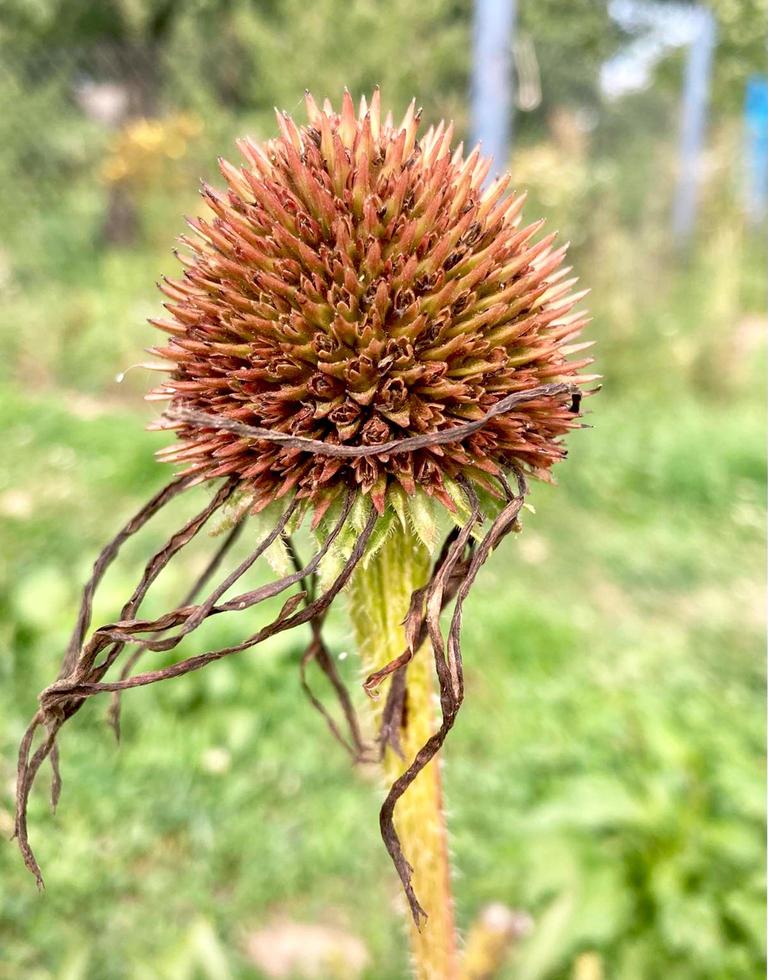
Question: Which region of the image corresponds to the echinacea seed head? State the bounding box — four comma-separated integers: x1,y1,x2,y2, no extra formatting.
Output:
149,90,593,516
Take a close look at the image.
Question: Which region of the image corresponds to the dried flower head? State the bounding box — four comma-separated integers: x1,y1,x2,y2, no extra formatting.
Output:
149,90,592,515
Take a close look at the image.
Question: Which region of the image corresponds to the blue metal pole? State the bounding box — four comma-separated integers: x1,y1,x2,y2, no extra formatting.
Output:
471,0,517,179
672,6,717,243
744,75,768,225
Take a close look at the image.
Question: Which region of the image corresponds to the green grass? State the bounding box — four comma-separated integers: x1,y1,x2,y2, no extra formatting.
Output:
0,367,763,978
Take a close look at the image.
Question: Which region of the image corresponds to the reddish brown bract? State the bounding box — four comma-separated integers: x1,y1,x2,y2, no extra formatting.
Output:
149,90,592,513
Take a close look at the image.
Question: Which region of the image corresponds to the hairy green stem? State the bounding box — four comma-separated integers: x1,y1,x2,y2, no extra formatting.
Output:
349,520,459,980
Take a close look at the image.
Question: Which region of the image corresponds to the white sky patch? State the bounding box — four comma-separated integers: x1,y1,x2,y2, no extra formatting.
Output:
601,0,711,99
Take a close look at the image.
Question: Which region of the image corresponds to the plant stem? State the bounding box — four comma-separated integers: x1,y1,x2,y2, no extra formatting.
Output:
348,519,460,980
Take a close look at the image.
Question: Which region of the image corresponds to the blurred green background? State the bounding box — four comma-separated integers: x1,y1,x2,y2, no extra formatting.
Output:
0,1,765,978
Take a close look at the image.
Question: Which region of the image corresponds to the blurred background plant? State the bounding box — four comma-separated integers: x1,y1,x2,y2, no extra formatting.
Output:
0,1,764,978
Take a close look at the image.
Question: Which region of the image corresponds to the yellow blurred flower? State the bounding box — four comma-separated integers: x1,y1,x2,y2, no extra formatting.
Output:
100,113,203,187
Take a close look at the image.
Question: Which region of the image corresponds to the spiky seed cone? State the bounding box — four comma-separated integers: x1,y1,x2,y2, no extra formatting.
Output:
149,90,593,514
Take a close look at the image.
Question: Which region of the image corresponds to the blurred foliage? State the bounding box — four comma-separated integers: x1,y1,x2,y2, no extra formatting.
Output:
0,1,766,978
517,0,623,114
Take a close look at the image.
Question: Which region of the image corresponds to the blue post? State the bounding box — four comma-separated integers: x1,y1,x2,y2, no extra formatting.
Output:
672,6,717,243
744,76,768,225
471,0,517,180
